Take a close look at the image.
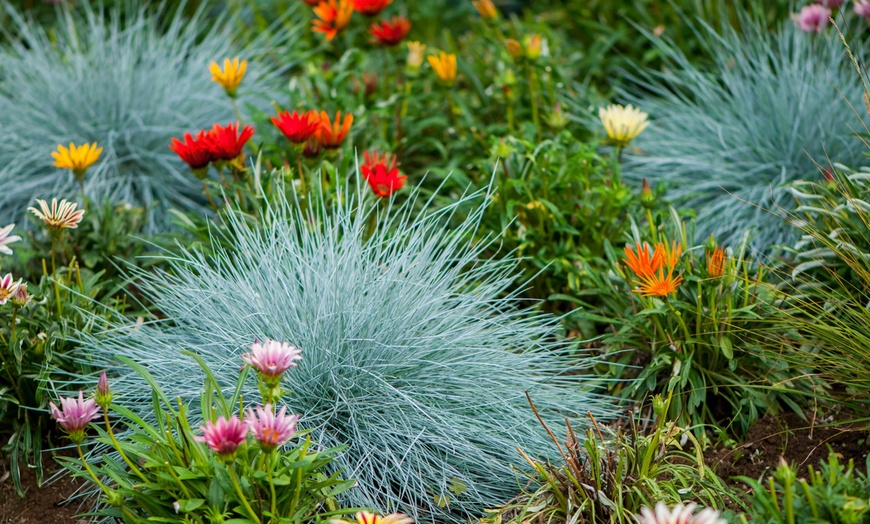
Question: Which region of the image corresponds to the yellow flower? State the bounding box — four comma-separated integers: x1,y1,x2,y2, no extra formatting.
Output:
523,34,542,60
599,104,650,147
209,58,247,98
406,41,426,75
28,198,85,231
472,0,498,19
52,142,102,181
427,52,457,86
330,512,414,524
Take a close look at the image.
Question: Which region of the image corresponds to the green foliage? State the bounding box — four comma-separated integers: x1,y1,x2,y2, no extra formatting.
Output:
482,395,739,524
739,452,870,524
58,352,354,523
576,208,809,435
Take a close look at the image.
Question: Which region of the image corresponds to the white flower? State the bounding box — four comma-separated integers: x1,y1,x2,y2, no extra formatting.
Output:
0,224,21,255
599,104,650,147
636,503,727,524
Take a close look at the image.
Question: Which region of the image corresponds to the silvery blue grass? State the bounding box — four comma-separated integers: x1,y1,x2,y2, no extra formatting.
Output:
622,11,867,249
74,181,616,523
0,1,303,230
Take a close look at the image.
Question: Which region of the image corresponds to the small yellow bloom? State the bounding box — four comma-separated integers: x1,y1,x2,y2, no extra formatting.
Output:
427,52,457,86
472,0,498,19
52,142,102,181
209,58,247,98
406,41,426,75
599,104,650,147
523,34,542,60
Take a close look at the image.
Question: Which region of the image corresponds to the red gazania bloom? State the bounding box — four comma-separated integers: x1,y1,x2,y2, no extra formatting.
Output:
361,151,407,197
272,110,321,145
318,111,353,149
353,0,391,15
205,122,255,162
169,131,214,173
369,16,411,46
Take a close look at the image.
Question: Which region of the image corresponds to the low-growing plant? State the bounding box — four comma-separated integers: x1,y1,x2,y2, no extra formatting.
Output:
575,208,810,436
51,343,356,523
738,452,870,524
481,394,739,524
622,8,867,249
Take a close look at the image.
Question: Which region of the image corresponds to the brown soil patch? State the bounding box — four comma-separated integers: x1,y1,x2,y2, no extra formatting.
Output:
707,409,870,485
0,450,87,524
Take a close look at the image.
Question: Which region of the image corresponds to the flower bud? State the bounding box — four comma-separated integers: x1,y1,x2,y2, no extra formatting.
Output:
545,103,568,130
524,34,542,60
505,39,523,58
96,370,112,409
640,178,656,209
652,395,666,419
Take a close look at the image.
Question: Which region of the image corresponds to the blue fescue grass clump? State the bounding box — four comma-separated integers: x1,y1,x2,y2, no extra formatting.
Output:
622,13,867,249
75,181,616,523
0,1,299,230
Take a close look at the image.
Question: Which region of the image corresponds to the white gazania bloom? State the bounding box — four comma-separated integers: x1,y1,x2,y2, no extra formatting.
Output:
0,273,21,305
599,103,650,147
28,198,85,231
637,503,727,524
0,224,21,255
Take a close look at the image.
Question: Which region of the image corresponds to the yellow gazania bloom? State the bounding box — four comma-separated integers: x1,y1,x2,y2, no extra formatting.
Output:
28,198,85,231
406,41,426,74
52,142,102,181
472,0,497,19
427,52,457,85
209,58,248,98
707,246,726,278
330,512,415,524
524,34,542,60
599,104,649,147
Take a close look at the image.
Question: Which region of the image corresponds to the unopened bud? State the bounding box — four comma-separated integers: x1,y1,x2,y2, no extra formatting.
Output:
95,370,112,409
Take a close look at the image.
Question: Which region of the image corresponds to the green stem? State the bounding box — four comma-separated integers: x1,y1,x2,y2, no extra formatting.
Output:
267,450,277,522
526,64,540,139
76,444,112,493
50,238,62,317
229,466,261,524
103,411,148,484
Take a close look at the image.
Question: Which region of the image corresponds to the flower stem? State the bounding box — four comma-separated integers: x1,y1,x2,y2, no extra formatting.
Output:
267,449,277,522
229,465,261,524
103,410,148,484
76,444,112,493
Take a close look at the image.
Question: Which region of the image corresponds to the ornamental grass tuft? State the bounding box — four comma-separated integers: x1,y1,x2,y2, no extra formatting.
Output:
0,1,300,230
623,10,867,249
74,181,616,523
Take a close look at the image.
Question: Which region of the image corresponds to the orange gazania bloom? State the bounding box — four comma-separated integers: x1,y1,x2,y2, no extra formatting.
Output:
623,241,683,297
352,0,392,16
634,270,683,298
361,151,407,197
707,246,726,278
272,110,321,145
623,242,662,280
427,52,457,85
205,122,256,162
472,0,498,19
312,0,354,41
369,16,411,46
317,110,353,148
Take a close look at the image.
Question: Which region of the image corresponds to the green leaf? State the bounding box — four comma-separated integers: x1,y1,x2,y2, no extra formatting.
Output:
176,499,206,513
719,336,734,360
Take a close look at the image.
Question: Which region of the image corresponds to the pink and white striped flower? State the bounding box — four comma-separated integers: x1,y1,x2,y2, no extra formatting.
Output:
331,511,415,524
242,339,302,381
794,5,831,33
49,391,101,444
195,415,248,456
636,503,726,524
28,198,85,231
856,0,870,17
0,274,21,305
245,404,299,450
0,224,21,255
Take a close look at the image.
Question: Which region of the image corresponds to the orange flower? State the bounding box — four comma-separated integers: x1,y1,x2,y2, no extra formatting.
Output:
472,0,498,19
707,247,726,278
655,240,682,272
623,240,683,298
318,110,353,148
623,242,661,280
312,0,353,41
634,270,683,298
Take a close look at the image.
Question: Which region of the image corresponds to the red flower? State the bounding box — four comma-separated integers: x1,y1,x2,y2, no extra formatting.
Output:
272,110,321,145
169,130,214,173
318,111,353,149
361,151,406,197
369,16,411,46
205,122,255,161
353,0,391,15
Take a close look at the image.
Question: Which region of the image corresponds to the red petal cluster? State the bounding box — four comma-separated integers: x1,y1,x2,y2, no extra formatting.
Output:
369,16,411,46
361,151,406,197
205,122,256,161
353,0,391,15
272,110,321,144
169,131,213,170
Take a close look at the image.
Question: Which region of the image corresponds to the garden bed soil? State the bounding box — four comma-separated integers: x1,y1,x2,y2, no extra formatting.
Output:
0,451,85,524
707,409,870,485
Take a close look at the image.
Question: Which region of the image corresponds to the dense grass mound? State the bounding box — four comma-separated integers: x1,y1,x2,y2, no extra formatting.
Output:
0,2,299,230
624,13,867,249
76,181,615,523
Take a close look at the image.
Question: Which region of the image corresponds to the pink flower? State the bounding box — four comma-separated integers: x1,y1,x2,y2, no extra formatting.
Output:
195,415,248,456
0,224,21,256
242,339,303,381
795,5,831,32
819,0,844,7
0,274,21,305
95,370,112,409
245,404,299,450
856,0,870,17
49,391,101,444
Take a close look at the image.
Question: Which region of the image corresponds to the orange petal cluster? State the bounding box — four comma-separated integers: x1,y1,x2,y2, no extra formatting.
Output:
623,241,683,297
312,0,354,41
